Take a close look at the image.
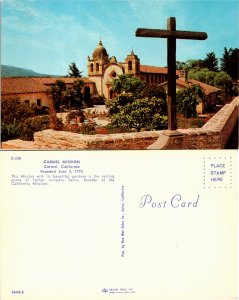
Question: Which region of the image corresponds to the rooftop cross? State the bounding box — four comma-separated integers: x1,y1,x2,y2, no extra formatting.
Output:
136,17,207,131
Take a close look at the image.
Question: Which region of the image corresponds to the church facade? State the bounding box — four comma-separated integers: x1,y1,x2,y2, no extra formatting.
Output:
87,40,171,99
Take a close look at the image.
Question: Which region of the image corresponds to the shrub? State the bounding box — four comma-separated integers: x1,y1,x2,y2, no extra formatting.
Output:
191,118,205,128
109,97,168,132
177,115,207,129
148,114,168,130
77,123,96,134
176,85,205,118
142,85,167,115
107,75,168,132
1,98,35,124
63,123,96,135
105,124,131,134
66,111,85,123
19,115,51,141
1,98,37,141
35,106,49,115
1,122,20,141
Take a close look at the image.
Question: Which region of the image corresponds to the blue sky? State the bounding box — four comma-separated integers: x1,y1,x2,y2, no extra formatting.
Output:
1,0,239,76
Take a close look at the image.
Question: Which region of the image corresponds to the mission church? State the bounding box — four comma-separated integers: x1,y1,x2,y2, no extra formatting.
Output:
1,40,220,113
87,39,170,99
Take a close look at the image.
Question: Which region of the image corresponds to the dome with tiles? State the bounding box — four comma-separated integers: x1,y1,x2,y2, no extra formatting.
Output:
93,40,108,60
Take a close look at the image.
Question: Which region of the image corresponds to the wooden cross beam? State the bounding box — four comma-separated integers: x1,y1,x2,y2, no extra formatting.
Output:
136,17,207,131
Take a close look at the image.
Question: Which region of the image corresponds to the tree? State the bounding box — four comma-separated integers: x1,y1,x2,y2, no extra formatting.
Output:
72,79,84,108
176,85,205,118
48,80,67,111
65,79,85,109
188,68,233,100
67,62,83,78
107,75,168,131
184,59,204,70
214,71,233,100
47,80,67,129
142,84,167,115
189,68,216,85
110,96,168,132
220,47,239,79
203,52,219,72
112,74,145,98
176,61,186,70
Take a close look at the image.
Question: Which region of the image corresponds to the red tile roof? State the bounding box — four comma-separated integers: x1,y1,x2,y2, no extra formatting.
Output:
1,77,94,95
33,77,94,85
140,65,180,75
1,77,47,94
176,78,221,95
159,78,221,95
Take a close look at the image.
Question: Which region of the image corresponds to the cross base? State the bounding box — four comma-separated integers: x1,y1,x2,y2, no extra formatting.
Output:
147,130,184,150
163,130,183,137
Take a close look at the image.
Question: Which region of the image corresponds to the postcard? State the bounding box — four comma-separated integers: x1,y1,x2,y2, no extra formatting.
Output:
0,150,238,300
1,0,238,299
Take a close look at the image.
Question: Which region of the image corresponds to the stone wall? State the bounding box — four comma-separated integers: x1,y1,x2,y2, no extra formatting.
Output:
33,97,238,150
149,97,238,150
201,96,238,148
34,130,161,150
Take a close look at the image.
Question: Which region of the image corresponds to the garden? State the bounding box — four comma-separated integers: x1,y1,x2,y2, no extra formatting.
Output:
1,75,216,142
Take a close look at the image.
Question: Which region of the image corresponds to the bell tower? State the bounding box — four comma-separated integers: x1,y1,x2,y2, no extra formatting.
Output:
88,40,109,77
124,50,140,76
87,40,109,95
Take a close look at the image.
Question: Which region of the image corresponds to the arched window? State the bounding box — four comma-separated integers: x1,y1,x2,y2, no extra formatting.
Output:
111,71,117,78
90,63,93,72
128,60,132,71
96,63,99,72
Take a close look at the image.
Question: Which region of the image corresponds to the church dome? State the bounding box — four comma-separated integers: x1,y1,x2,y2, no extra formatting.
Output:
93,40,108,60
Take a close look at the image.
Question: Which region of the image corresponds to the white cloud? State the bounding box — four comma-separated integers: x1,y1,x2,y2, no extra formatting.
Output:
2,0,118,47
4,0,39,17
1,0,122,73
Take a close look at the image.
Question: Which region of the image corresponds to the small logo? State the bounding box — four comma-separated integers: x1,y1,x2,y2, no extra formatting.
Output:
102,288,108,294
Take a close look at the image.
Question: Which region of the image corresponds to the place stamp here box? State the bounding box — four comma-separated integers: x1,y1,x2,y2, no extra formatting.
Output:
203,156,233,189
0,150,237,300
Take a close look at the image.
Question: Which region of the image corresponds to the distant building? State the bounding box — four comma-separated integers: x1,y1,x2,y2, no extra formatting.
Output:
1,77,95,107
1,77,49,107
159,70,221,114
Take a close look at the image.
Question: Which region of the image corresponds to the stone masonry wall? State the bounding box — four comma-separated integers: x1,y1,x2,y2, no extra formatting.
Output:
34,130,161,150
33,97,238,150
176,96,238,149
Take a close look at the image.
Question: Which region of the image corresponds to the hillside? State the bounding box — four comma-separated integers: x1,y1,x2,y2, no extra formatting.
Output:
1,65,61,77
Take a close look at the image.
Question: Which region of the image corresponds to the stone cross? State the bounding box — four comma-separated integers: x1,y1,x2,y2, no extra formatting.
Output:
136,17,207,131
